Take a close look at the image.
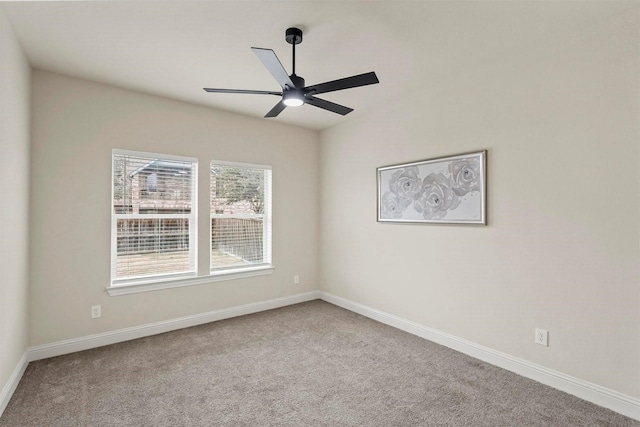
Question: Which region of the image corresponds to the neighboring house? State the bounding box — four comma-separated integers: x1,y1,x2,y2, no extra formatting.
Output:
114,158,193,255
130,159,193,214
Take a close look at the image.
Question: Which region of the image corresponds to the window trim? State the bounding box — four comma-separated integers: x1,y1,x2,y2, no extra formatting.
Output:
108,152,275,296
209,160,273,274
106,265,274,296
110,149,198,288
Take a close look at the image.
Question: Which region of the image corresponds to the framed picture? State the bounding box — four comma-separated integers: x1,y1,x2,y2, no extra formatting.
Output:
377,150,486,225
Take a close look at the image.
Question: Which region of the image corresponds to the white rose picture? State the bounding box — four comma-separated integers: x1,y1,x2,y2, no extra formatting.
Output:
414,172,460,220
449,158,481,196
377,151,486,224
380,191,412,219
389,166,422,202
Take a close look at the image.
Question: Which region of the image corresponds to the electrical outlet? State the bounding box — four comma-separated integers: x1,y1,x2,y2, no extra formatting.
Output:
293,275,300,285
91,305,102,319
535,328,548,346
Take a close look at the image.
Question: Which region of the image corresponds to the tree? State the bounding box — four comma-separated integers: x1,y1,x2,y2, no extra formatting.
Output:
213,166,264,213
112,155,130,213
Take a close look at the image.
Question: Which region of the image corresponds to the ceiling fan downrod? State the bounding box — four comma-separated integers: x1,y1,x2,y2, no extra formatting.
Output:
285,27,303,78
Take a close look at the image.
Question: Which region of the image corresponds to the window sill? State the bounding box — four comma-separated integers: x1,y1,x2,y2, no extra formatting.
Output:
106,265,275,296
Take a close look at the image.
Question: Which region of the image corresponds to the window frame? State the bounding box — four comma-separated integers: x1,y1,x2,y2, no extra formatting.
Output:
108,149,198,293
209,160,273,275
106,152,274,297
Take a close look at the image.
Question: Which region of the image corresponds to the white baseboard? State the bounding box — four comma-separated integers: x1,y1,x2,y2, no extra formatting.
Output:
8,290,638,422
318,291,640,421
2,291,319,418
0,352,28,418
29,291,321,362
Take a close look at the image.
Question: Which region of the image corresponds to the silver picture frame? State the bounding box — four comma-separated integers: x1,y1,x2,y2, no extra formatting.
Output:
377,150,487,225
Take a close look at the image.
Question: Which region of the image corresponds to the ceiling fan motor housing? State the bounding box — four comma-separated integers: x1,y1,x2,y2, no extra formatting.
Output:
289,74,305,90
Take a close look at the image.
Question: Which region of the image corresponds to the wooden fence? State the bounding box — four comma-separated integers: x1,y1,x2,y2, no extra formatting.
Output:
116,218,189,254
211,217,263,263
116,217,263,266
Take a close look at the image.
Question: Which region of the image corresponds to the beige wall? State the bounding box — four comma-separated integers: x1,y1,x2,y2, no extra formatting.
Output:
0,6,30,397
8,0,640,410
319,7,640,398
29,70,319,345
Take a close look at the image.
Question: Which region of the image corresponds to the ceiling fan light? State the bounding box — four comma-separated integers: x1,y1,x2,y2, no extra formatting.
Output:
283,98,303,107
283,92,304,107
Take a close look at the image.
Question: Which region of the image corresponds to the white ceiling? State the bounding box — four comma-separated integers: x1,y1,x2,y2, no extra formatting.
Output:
2,0,629,131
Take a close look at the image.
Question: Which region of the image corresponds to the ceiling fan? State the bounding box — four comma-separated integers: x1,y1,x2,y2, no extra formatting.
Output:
203,27,379,118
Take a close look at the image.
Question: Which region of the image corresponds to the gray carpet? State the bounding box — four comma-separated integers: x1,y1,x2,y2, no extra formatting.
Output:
1,300,637,426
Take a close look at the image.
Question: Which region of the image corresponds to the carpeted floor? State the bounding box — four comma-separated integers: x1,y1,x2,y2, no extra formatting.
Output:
1,300,637,426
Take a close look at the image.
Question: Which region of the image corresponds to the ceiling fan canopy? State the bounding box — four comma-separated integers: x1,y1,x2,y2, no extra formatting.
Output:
203,27,379,118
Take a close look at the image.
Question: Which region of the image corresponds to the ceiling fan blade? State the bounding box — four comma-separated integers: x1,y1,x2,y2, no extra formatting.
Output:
203,88,281,96
264,100,287,118
251,47,296,89
305,96,353,115
304,72,379,95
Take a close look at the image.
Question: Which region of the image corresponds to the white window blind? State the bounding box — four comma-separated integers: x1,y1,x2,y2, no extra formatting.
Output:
210,161,272,272
111,150,198,286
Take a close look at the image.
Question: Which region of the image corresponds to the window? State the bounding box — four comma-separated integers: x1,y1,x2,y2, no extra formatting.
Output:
210,161,272,273
111,150,198,287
